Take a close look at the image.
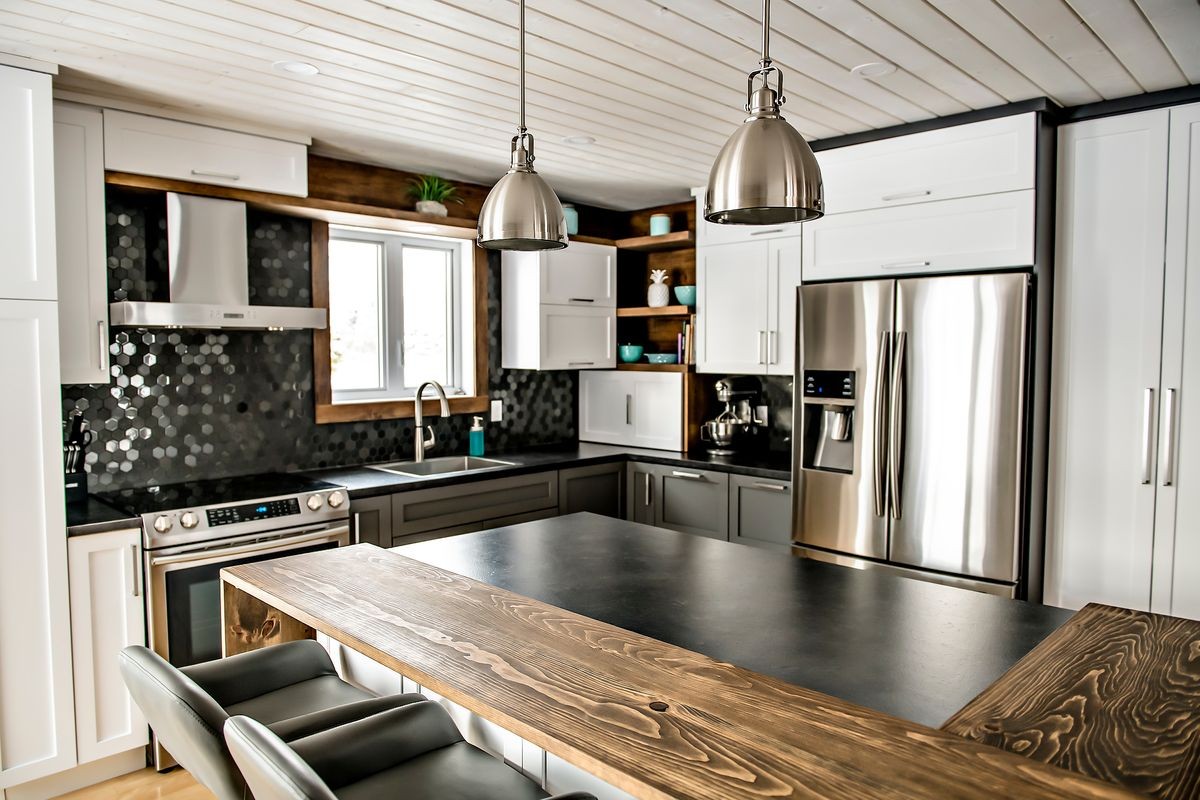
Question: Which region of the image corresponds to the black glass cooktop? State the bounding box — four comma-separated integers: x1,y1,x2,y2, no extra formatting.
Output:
96,473,340,515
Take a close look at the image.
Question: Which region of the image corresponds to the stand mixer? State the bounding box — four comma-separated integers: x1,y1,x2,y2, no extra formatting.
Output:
701,378,763,454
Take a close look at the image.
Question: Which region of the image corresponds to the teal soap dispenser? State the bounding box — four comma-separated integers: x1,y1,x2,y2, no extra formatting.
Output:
469,416,486,457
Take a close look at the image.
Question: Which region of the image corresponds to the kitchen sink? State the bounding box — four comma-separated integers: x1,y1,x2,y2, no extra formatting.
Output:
368,456,515,477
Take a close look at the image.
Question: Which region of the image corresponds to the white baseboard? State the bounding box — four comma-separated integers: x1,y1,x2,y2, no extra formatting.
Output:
4,749,146,800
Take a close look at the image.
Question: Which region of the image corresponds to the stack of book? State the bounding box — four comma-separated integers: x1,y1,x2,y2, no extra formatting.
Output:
676,313,697,365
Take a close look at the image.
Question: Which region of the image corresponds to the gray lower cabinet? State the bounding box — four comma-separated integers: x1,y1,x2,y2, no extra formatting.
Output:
728,474,793,550
349,494,392,547
391,471,559,545
654,465,729,540
558,462,623,518
625,464,656,525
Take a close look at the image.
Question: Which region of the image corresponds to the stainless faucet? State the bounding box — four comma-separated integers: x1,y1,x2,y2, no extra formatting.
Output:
414,381,451,462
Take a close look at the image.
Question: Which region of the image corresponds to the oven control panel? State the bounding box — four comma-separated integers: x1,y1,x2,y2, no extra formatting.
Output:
207,498,301,527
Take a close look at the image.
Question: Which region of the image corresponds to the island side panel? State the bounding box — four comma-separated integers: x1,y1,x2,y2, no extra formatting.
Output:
221,578,314,657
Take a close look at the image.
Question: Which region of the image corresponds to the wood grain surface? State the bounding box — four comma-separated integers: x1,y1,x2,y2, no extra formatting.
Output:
943,603,1200,799
221,545,1136,800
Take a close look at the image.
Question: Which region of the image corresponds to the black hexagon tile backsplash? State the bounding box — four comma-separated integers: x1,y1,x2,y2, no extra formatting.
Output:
62,188,578,490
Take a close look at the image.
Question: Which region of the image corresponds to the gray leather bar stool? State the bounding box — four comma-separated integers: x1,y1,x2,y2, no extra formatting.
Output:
225,703,598,800
120,642,427,800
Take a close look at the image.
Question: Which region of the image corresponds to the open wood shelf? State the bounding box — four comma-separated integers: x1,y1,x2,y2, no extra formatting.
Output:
615,230,695,252
616,305,692,318
615,362,693,372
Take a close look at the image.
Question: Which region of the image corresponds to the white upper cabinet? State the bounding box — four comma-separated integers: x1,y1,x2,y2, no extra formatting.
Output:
802,190,1035,282
694,192,806,248
0,66,58,301
54,102,111,385
501,241,618,370
579,370,683,451
816,113,1036,216
103,109,308,196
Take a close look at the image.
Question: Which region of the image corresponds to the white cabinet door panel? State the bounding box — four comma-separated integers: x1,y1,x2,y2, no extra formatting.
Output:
0,300,75,788
1045,110,1170,612
54,102,111,384
540,241,616,307
803,190,1035,282
694,193,806,247
68,529,148,763
631,374,683,451
767,237,801,376
0,67,57,301
579,371,634,444
579,371,682,451
816,113,1036,215
539,306,615,370
697,240,768,373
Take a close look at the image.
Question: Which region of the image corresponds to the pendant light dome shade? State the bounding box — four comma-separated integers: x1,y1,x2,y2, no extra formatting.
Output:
478,135,567,251
705,0,824,225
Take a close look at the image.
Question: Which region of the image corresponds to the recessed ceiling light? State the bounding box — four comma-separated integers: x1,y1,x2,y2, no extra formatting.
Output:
851,62,896,79
562,135,596,146
272,60,320,77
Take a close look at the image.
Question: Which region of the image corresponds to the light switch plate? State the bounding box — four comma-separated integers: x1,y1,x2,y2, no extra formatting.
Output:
490,399,503,422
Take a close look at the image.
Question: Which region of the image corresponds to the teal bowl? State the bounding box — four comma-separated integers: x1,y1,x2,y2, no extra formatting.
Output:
618,344,644,363
645,353,679,364
674,285,697,306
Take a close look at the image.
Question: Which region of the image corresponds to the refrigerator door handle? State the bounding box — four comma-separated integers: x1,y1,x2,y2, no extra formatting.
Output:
873,332,892,518
888,332,907,520
1141,388,1156,485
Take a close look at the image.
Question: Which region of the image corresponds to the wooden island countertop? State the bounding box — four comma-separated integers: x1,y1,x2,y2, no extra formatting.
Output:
218,517,1164,800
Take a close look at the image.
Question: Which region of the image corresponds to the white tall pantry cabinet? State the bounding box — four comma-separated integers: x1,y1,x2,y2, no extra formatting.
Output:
1047,103,1200,619
0,65,77,789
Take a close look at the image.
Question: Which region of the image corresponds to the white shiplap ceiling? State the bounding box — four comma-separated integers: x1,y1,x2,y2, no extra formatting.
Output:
2,0,1198,209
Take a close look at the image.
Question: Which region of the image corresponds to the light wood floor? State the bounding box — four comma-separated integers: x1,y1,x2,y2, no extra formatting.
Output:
57,768,211,800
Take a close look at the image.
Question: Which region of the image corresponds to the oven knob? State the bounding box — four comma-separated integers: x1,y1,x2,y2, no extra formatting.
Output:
180,511,199,529
153,515,173,533
306,494,324,511
327,490,346,509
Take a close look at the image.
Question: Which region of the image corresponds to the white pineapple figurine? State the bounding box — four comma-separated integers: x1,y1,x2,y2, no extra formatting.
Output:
647,269,670,307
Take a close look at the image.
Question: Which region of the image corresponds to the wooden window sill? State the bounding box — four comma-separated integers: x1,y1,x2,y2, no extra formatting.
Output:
315,396,490,424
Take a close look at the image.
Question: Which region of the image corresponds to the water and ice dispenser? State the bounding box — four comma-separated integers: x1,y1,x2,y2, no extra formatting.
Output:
800,370,855,474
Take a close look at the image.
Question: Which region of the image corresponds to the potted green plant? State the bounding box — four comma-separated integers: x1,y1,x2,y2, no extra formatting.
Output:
408,174,462,217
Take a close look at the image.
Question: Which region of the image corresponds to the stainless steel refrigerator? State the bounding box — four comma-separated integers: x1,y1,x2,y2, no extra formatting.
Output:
792,273,1031,597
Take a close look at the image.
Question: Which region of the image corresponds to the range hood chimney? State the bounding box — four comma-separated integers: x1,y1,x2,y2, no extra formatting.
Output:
109,193,326,330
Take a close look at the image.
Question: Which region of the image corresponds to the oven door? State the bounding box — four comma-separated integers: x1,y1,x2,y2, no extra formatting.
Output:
146,523,349,669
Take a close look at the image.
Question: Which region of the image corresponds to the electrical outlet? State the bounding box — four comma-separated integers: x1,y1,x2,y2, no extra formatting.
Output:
490,399,503,422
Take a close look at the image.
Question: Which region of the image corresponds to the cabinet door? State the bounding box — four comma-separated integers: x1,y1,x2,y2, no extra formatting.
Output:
540,241,616,307
0,300,76,788
802,190,1035,282
653,466,729,540
68,529,148,764
766,237,801,376
54,102,111,385
1155,103,1200,620
816,113,1036,215
729,475,793,550
350,494,392,547
540,305,616,369
558,463,623,518
694,193,805,247
0,67,57,301
697,240,768,374
1045,110,1169,611
625,465,655,525
579,371,635,445
580,371,682,451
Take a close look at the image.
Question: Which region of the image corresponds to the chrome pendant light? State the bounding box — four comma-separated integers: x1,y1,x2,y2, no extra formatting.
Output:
478,0,567,250
705,0,824,225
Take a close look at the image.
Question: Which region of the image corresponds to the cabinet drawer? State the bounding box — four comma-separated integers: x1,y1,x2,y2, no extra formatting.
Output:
391,472,558,537
579,371,682,451
816,113,1035,215
729,475,793,550
540,241,616,306
803,190,1035,281
540,305,615,369
655,466,729,540
103,110,308,196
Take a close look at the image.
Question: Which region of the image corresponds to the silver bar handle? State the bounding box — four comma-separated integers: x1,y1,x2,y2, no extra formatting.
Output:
1161,388,1177,486
881,189,932,202
873,332,892,518
352,511,361,544
625,394,632,425
97,320,107,368
749,228,784,236
768,330,778,364
130,544,141,598
757,330,766,364
568,361,595,366
881,260,931,271
1141,388,1155,485
671,470,704,480
888,332,907,520
752,482,788,492
567,297,594,303
191,168,240,181
644,472,652,506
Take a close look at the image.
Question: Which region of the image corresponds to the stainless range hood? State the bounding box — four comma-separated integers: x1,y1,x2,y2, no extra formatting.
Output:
109,193,326,330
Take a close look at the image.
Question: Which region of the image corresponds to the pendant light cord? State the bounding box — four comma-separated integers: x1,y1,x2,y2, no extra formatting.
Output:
518,0,527,136
760,0,771,69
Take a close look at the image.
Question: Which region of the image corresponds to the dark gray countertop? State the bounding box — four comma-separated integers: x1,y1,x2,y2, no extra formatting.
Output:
306,443,792,499
398,513,1072,729
66,496,141,537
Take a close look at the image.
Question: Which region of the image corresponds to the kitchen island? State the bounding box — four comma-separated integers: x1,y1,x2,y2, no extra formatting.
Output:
219,513,1152,799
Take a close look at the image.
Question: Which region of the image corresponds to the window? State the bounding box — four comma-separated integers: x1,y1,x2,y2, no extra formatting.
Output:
311,219,488,424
